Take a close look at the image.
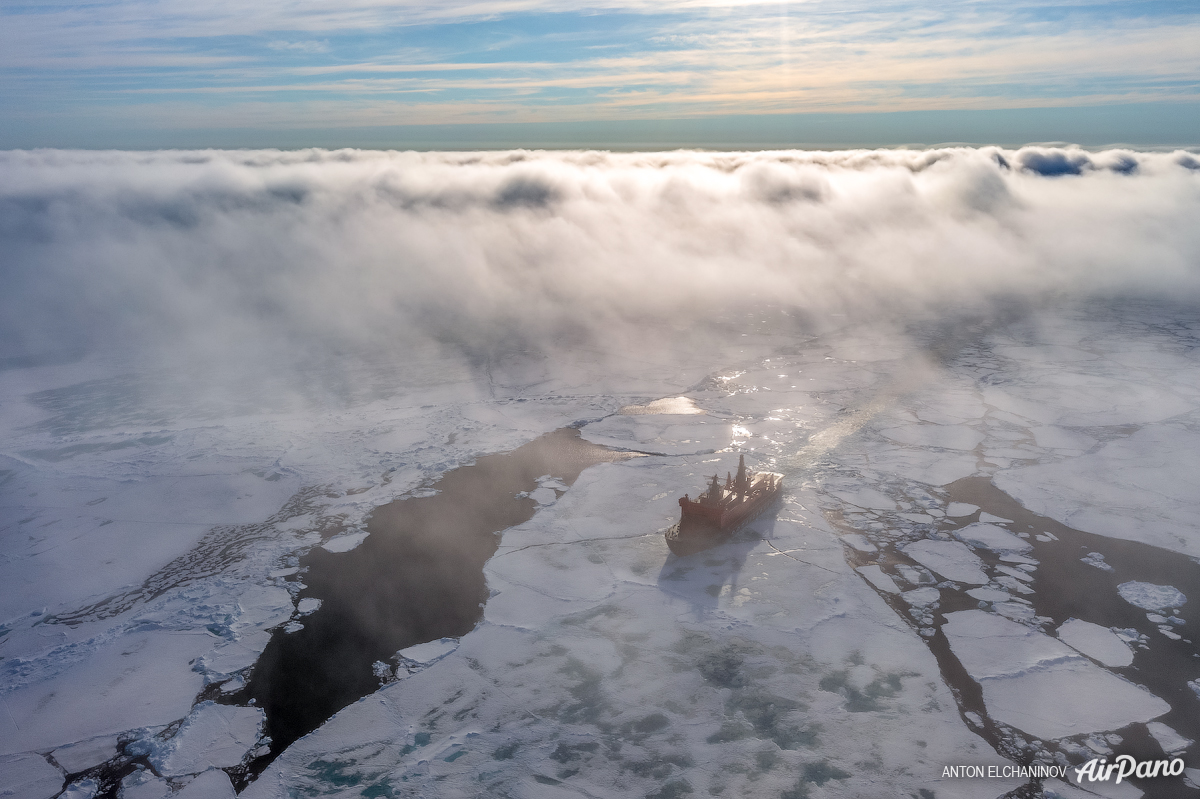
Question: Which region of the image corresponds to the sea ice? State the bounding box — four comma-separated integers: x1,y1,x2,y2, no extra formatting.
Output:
528,486,558,505
1081,552,1113,571
322,530,370,553
946,502,979,517
51,735,121,773
840,533,876,552
0,753,63,799
997,427,1200,558
1055,619,1134,668
878,424,984,451
174,769,237,799
902,587,941,607
857,565,900,594
954,523,1033,554
148,702,264,777
967,587,1012,603
244,456,1022,799
1117,582,1186,612
943,611,1168,740
119,770,171,799
397,638,458,664
0,630,209,756
1146,721,1192,755
902,540,989,585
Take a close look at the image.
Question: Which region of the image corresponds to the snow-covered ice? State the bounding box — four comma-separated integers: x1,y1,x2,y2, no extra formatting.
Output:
1055,619,1134,668
0,753,63,798
857,564,900,593
145,702,265,777
954,522,1034,554
902,540,989,585
1146,721,1192,755
943,611,1168,740
1117,582,1187,612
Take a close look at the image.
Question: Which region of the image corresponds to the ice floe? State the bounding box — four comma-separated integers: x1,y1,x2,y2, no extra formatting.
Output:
1055,619,1134,668
1117,582,1186,612
0,753,63,799
943,611,1168,740
856,564,900,594
145,702,265,777
954,522,1033,554
902,540,989,585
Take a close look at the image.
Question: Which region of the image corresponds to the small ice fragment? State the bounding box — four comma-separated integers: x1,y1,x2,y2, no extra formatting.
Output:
398,637,458,664
979,512,1013,524
284,622,303,633
372,661,393,680
1160,627,1182,640
174,769,236,799
61,779,98,799
857,565,900,594
269,567,299,578
841,533,877,552
902,587,941,607
896,564,934,585
1119,582,1186,611
946,502,979,517
995,601,1037,622
902,539,988,585
1190,680,1200,700
955,523,1032,554
322,530,370,553
1080,552,1113,572
1146,721,1192,755
967,587,1011,603
120,769,171,799
296,598,322,616
537,475,568,491
529,487,557,505
995,564,1033,583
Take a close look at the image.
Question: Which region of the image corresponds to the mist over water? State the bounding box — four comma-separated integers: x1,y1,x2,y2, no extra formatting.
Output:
2,146,1199,409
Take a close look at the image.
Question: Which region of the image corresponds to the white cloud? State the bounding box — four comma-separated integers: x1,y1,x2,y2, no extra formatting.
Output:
267,40,330,54
1,146,1197,406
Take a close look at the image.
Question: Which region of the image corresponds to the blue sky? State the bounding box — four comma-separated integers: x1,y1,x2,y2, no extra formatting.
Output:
1,0,1198,148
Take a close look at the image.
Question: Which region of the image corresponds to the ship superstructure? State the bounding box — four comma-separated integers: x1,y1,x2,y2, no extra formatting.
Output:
666,455,783,556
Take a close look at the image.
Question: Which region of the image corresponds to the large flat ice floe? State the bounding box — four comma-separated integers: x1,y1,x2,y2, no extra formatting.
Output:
901,539,989,585
943,611,1168,741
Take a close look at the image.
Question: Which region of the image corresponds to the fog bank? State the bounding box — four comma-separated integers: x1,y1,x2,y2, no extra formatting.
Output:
2,146,1198,403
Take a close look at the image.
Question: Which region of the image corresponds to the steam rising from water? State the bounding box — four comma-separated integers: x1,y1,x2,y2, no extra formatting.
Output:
2,146,1198,404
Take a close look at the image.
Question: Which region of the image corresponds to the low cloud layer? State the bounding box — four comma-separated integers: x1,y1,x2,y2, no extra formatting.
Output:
2,146,1199,404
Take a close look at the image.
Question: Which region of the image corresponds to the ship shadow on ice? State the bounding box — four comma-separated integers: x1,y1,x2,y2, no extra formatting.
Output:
655,519,777,611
